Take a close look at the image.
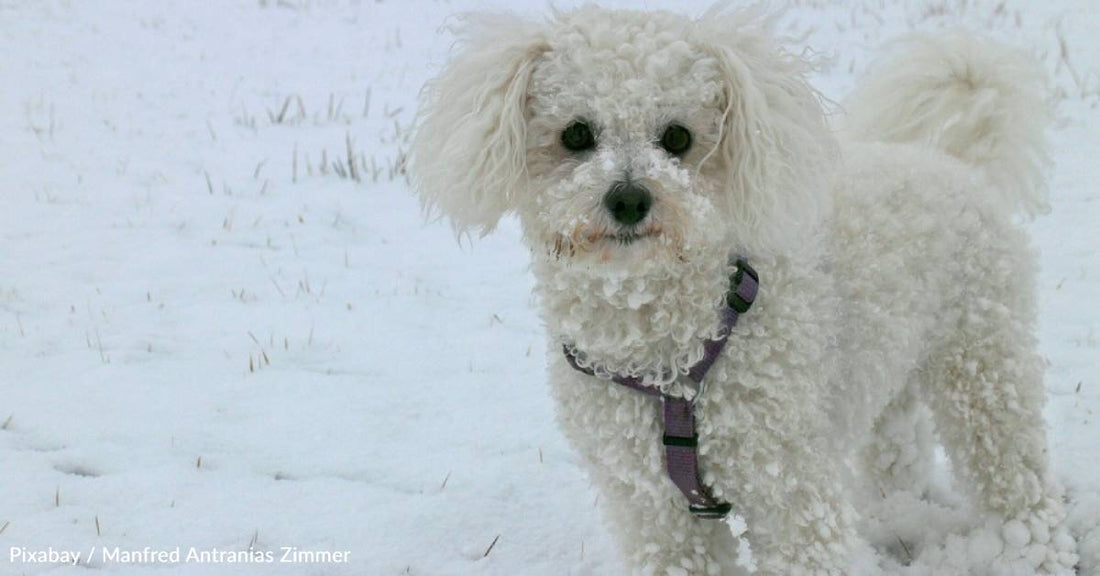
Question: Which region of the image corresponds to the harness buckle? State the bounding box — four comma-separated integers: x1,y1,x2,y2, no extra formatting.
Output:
727,259,758,314
662,433,698,447
689,502,733,519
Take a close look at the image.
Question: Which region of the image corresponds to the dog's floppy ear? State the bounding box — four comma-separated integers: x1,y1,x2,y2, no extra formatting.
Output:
694,6,837,253
410,13,549,237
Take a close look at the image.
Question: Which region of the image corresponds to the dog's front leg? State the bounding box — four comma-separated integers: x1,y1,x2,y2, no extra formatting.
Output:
701,393,871,576
589,457,742,576
551,363,739,576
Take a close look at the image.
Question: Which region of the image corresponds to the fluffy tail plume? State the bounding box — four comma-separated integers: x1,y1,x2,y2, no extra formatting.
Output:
845,32,1052,215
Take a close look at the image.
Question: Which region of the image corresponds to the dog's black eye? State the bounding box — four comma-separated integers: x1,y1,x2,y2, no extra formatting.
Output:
660,124,692,155
561,120,596,152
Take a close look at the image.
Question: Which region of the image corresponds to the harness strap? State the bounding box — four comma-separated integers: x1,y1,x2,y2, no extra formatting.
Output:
562,259,758,520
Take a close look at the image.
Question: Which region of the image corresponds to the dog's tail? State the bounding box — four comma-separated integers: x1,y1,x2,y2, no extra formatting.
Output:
845,32,1051,216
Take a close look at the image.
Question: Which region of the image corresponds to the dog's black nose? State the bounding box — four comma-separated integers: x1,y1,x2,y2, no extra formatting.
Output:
604,182,652,226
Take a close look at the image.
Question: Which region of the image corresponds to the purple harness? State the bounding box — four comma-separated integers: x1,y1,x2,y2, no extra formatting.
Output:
562,259,759,520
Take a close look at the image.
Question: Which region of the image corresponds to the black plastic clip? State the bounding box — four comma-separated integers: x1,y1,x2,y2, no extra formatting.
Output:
689,502,733,519
662,434,698,448
726,259,758,314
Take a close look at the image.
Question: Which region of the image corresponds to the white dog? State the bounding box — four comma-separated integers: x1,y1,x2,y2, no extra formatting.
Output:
411,5,1078,575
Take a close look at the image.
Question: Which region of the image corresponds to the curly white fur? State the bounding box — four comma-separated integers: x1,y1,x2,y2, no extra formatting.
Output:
412,5,1077,575
411,13,549,236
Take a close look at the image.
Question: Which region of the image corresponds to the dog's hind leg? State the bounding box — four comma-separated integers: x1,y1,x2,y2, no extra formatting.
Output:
921,232,1077,574
863,379,936,498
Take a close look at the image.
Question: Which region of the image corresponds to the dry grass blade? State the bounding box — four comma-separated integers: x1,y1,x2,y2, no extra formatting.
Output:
273,96,292,124
269,276,286,298
482,534,500,558
346,132,361,182
878,484,913,564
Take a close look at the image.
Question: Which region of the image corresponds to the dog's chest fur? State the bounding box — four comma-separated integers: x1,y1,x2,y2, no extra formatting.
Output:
530,241,735,389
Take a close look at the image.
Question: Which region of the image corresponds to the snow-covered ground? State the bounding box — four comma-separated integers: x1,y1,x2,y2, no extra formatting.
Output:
0,1,1096,575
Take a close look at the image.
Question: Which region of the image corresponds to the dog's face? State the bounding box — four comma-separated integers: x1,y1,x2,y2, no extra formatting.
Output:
413,5,836,272
518,11,729,266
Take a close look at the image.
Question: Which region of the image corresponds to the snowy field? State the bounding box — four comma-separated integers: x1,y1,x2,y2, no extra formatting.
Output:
0,0,1097,575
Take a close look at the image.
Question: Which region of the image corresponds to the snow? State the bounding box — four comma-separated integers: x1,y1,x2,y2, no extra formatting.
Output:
0,1,1096,575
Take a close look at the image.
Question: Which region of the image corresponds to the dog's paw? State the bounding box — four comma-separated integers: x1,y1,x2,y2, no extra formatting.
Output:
996,517,1077,575
899,498,1078,576
984,496,1078,576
